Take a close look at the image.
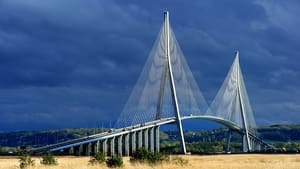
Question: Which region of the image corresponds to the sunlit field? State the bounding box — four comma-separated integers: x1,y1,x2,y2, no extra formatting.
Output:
1,154,300,169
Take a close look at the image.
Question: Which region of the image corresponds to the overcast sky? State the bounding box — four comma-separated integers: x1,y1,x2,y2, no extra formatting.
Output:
0,0,300,131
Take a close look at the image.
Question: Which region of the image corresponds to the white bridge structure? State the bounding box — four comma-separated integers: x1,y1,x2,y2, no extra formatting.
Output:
32,11,270,156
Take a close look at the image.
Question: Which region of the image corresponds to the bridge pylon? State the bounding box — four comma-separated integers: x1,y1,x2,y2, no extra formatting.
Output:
115,10,208,154
208,51,257,152
161,11,186,154
235,51,251,152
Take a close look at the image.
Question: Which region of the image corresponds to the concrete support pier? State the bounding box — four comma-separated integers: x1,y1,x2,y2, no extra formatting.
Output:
102,139,107,155
124,134,130,156
110,137,115,156
144,129,149,149
131,132,136,154
226,129,232,153
118,135,122,156
149,127,155,152
242,134,248,152
138,130,143,148
79,144,83,156
155,126,160,152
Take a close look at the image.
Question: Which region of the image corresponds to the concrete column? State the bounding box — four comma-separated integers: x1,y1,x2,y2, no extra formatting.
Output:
149,127,154,152
144,129,149,150
79,144,83,156
226,129,231,153
118,135,122,156
83,144,87,155
258,142,261,151
110,137,115,156
250,139,254,152
256,141,258,151
69,147,74,155
254,141,258,151
74,146,80,156
259,142,262,151
85,143,92,156
138,130,143,148
131,132,136,154
94,141,99,154
125,134,130,156
102,139,107,155
242,134,248,152
154,126,160,152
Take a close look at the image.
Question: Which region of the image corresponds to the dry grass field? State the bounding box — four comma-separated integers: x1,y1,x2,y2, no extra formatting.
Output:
1,154,300,169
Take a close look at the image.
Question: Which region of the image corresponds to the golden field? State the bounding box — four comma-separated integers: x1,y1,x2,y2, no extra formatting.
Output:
1,154,300,169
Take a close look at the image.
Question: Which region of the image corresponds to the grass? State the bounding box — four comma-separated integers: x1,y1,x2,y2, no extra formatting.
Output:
1,154,300,169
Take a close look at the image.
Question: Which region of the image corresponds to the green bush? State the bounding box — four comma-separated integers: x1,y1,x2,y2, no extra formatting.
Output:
89,152,106,165
106,155,123,168
132,148,149,162
147,152,163,164
132,148,169,164
40,152,57,166
19,154,35,169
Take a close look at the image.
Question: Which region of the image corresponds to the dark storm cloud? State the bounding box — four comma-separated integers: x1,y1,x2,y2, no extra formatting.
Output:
0,0,299,131
0,0,156,89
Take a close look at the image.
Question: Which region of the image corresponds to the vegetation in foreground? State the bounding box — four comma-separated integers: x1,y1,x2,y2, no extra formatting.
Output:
106,155,123,168
40,152,57,166
18,154,35,169
130,148,188,167
132,148,170,164
89,152,106,165
1,154,299,169
89,152,124,168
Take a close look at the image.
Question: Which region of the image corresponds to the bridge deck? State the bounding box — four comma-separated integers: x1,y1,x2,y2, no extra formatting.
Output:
31,115,269,154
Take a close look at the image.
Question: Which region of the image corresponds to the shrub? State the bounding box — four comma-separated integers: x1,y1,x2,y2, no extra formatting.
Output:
89,152,106,165
132,148,149,162
19,154,35,169
147,152,163,164
40,152,57,166
106,155,123,168
132,148,169,164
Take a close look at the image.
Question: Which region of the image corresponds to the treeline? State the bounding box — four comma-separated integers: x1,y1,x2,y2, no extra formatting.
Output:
0,128,108,147
1,124,300,154
159,124,300,153
160,129,244,153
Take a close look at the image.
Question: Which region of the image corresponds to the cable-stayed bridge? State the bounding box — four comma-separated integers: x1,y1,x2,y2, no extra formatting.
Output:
31,11,270,156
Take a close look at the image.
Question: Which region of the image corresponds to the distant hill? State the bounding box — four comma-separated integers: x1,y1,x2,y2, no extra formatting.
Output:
257,124,300,142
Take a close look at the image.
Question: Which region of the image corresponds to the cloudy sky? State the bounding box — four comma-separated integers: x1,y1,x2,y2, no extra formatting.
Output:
0,0,299,131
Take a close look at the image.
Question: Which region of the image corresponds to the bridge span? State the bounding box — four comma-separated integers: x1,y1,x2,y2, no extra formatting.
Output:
31,11,270,156
31,115,270,156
